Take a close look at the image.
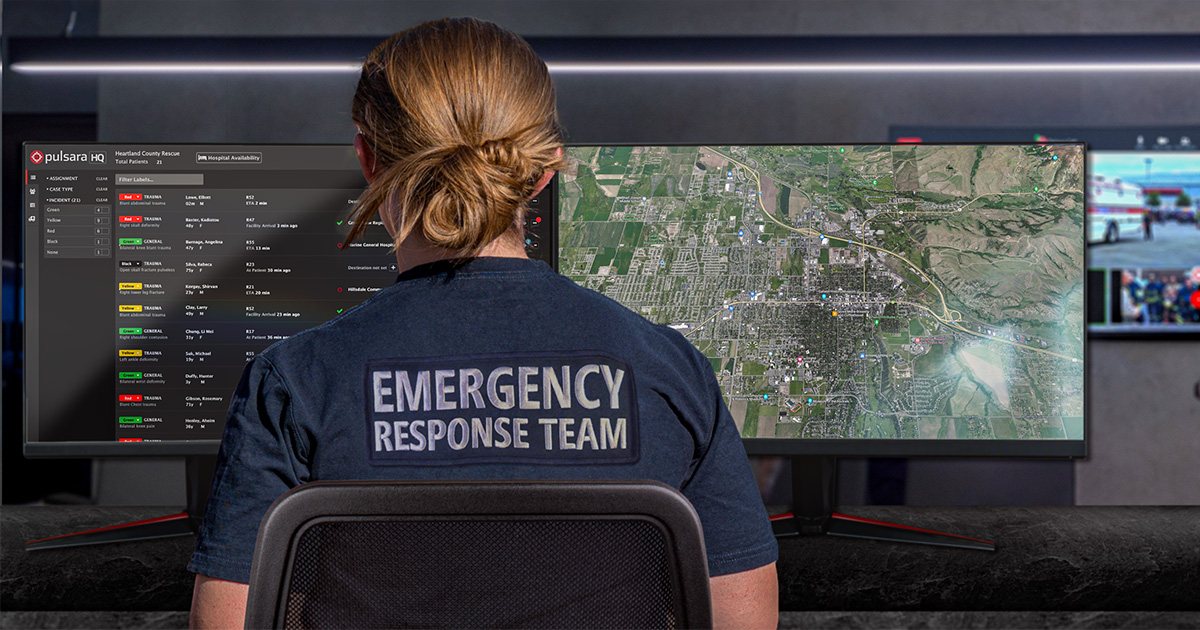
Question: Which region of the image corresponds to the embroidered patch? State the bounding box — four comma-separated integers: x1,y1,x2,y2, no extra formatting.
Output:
363,351,639,466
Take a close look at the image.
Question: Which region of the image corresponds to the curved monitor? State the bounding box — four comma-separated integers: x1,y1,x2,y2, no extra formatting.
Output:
22,142,1085,459
557,144,1086,457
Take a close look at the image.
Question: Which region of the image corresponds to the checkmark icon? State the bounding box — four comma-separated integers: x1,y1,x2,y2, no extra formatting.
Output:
336,220,344,225
336,308,344,314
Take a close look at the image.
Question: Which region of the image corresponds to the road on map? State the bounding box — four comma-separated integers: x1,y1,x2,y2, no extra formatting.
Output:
1089,222,1200,269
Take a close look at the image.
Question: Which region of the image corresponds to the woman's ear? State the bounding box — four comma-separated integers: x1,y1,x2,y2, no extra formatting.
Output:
529,147,563,198
353,131,378,184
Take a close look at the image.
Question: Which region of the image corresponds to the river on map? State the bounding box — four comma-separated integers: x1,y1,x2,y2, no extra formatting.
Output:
956,345,1010,409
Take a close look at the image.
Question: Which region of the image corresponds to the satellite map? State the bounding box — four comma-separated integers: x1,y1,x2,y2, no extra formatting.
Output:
559,144,1085,441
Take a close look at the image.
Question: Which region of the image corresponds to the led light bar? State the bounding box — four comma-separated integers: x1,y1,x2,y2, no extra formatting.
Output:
8,35,1199,76
10,62,363,74
545,61,1200,74
12,61,1200,75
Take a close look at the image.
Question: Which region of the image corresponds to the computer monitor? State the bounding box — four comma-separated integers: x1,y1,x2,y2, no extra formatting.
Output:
21,143,557,457
1087,152,1200,335
20,143,557,548
557,143,1086,548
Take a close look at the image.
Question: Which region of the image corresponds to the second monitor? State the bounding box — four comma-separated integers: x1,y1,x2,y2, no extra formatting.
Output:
557,144,1086,457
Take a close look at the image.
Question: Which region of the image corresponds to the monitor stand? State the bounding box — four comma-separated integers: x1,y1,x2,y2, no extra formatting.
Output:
25,455,216,551
769,456,995,551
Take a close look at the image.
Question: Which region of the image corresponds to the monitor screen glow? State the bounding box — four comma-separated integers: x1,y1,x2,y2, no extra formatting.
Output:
20,143,557,456
558,144,1086,456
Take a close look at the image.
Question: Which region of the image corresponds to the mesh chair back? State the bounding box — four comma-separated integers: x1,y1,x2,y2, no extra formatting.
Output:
245,481,712,629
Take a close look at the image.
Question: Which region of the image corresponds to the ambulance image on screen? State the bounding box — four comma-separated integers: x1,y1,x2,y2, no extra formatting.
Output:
1087,175,1146,244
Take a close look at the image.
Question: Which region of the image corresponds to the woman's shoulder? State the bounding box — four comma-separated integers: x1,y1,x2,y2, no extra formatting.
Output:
547,277,710,366
255,284,402,362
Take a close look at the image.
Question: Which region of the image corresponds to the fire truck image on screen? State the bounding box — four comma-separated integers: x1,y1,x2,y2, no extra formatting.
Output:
1087,176,1145,244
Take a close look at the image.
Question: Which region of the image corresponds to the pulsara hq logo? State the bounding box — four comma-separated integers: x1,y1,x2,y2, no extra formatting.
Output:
29,149,106,164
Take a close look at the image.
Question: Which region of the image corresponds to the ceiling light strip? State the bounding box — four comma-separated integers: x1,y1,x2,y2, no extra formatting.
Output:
547,62,1200,74
9,62,364,74
10,61,1200,75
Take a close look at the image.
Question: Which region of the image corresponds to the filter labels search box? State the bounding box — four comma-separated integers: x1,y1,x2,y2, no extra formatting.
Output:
115,174,204,185
195,152,262,163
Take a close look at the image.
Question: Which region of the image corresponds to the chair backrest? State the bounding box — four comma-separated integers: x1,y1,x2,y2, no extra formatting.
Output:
245,480,713,629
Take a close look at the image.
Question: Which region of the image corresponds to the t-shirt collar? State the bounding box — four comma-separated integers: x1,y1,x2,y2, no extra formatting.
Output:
394,256,550,283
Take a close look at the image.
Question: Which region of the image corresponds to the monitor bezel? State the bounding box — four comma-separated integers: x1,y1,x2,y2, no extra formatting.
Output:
23,439,220,457
558,141,1088,458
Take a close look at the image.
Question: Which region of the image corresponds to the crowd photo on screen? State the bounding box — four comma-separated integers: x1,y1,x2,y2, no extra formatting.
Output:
1118,267,1200,326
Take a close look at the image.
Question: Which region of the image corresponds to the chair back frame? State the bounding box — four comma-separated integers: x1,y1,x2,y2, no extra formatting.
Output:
245,479,712,629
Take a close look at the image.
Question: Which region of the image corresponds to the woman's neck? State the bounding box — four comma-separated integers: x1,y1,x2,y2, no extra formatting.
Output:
393,230,527,274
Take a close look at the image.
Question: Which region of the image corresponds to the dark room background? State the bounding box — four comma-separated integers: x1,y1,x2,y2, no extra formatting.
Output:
4,0,1199,508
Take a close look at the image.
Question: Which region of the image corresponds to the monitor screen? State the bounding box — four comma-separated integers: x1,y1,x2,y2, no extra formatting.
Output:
21,144,556,456
888,126,1200,337
558,144,1086,456
1087,152,1200,334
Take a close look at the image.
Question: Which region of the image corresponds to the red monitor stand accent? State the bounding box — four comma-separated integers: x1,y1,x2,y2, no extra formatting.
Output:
25,456,216,551
769,456,995,552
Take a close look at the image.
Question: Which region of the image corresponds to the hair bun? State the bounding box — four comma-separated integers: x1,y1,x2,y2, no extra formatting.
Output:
346,18,568,257
417,137,537,252
474,137,541,186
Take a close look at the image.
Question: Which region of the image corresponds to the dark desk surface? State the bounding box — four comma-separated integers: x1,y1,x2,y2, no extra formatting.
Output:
3,506,196,612
3,505,1199,625
776,505,1200,612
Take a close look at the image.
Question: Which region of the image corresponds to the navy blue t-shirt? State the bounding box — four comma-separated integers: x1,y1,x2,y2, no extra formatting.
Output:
188,257,777,583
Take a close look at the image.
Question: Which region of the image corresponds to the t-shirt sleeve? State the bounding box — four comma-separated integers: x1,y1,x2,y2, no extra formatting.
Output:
680,349,779,577
188,354,308,584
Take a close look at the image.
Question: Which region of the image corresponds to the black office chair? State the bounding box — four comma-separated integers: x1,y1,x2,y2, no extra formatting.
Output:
245,480,713,629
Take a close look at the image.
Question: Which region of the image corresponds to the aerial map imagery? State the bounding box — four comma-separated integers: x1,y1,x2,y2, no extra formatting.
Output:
558,144,1085,441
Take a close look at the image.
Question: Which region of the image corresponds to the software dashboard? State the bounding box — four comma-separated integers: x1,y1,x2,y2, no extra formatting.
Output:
21,144,554,448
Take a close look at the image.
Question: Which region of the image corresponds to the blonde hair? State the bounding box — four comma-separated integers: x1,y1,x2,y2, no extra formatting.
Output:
346,18,566,256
